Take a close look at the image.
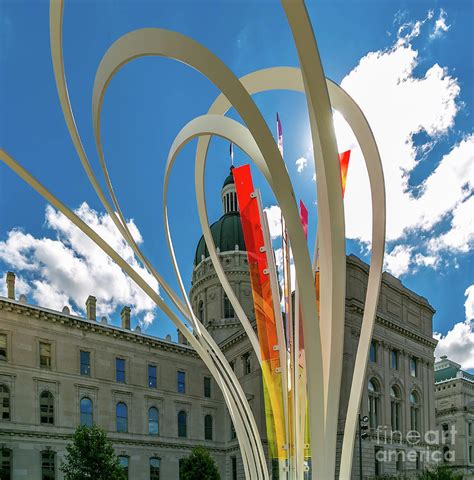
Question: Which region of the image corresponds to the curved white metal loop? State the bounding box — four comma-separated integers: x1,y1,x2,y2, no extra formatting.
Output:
50,2,267,476
90,25,325,476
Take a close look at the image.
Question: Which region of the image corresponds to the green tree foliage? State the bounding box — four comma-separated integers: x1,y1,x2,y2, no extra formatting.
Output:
179,446,221,480
417,465,463,480
60,425,126,480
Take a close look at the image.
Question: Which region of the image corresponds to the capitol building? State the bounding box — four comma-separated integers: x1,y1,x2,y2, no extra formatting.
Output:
0,169,439,479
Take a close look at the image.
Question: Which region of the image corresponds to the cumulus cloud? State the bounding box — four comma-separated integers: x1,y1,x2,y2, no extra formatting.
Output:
0,203,158,328
384,245,413,277
264,205,282,239
430,9,450,40
435,285,474,370
295,157,308,173
332,12,473,274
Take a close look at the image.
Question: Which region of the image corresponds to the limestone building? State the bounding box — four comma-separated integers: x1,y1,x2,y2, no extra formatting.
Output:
0,169,437,479
434,356,474,478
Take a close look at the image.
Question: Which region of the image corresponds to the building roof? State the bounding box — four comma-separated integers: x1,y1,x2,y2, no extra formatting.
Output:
434,355,474,384
222,167,235,187
194,212,246,265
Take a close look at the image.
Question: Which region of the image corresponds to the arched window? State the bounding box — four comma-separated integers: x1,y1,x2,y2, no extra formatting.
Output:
204,414,213,440
0,448,11,479
116,402,128,433
390,386,402,433
198,301,204,324
118,456,129,479
223,294,234,319
0,384,10,421
148,407,159,436
40,391,54,425
368,378,380,429
410,391,421,432
150,457,161,480
80,397,93,427
178,410,187,438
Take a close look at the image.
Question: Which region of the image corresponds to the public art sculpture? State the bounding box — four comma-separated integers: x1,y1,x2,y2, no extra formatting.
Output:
0,0,386,478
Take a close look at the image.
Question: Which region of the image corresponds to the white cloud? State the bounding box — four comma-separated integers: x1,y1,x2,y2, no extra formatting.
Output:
264,205,282,239
430,9,450,40
333,13,473,274
434,285,474,370
383,244,413,277
295,157,308,173
0,203,158,328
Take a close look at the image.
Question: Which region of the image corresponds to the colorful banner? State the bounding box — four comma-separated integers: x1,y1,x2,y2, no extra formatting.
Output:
233,164,287,461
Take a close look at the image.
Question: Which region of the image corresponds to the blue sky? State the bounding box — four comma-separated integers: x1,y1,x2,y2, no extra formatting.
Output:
0,1,472,369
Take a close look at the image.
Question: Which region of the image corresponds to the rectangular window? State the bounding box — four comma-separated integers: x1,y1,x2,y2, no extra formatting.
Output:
416,452,422,470
148,365,157,388
40,342,52,369
80,350,90,376
469,445,473,463
468,422,472,437
204,377,211,398
390,349,399,370
177,371,186,393
410,357,418,377
116,358,126,383
396,450,403,471
369,340,377,363
375,447,383,476
118,456,129,479
41,451,55,480
0,334,6,361
232,456,237,480
243,352,251,374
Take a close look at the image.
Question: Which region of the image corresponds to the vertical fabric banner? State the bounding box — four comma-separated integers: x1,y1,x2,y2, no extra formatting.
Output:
233,164,287,461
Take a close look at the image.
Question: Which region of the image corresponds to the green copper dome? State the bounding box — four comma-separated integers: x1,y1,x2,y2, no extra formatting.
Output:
194,212,246,265
223,166,235,187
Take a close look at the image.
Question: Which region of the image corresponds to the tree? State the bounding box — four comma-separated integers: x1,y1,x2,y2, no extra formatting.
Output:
61,425,126,480
417,465,463,480
179,446,221,480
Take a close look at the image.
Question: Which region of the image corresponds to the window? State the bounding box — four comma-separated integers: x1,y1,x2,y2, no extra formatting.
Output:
41,451,55,480
198,301,204,323
410,357,418,377
204,377,211,398
0,334,6,361
468,422,472,437
0,385,10,421
177,371,186,393
40,391,54,425
390,349,399,370
390,386,402,433
374,447,383,476
230,419,236,440
116,402,128,433
204,414,213,440
223,294,234,319
369,340,377,363
0,448,11,480
396,450,403,471
80,350,90,376
231,456,237,480
80,397,93,427
178,410,187,438
118,456,129,479
410,391,420,432
368,378,380,429
148,365,157,388
150,457,161,480
243,353,251,375
469,445,473,464
116,358,126,383
148,407,159,436
39,342,52,369
416,452,422,470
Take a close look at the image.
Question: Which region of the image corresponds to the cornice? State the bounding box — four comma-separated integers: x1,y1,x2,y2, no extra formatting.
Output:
0,298,198,358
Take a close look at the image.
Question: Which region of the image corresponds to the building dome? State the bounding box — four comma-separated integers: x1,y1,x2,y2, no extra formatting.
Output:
194,212,245,265
222,168,235,187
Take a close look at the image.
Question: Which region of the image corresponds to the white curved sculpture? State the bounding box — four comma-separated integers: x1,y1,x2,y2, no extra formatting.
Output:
0,0,385,478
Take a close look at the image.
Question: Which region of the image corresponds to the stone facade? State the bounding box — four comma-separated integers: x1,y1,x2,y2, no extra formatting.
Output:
434,356,474,478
